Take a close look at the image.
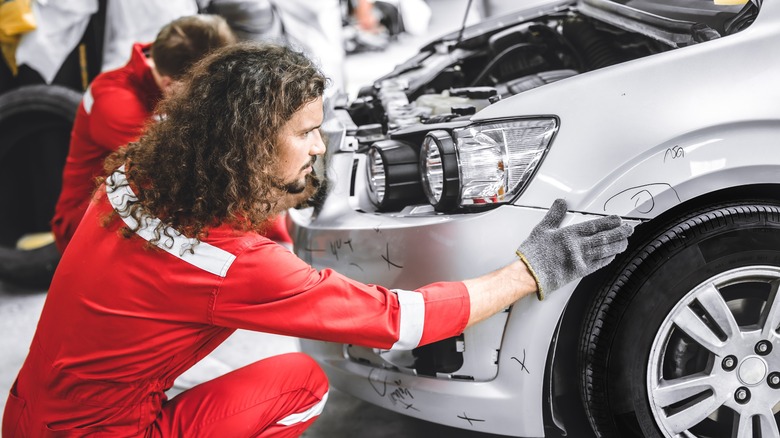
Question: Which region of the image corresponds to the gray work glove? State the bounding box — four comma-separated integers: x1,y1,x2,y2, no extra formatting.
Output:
516,199,634,300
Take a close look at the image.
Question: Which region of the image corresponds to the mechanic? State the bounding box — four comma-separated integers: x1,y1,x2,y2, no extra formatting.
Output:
0,14,237,291
50,14,238,254
2,42,633,437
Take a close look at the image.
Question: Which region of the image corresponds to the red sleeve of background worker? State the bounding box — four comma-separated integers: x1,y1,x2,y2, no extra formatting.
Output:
212,239,470,349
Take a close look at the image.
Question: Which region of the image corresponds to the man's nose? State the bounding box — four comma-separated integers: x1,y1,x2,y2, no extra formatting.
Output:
310,130,326,155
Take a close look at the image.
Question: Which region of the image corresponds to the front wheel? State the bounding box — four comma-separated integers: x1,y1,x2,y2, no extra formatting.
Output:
580,203,780,438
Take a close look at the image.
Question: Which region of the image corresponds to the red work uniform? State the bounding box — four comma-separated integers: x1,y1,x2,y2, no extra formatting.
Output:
51,43,161,254
50,43,292,253
3,169,470,437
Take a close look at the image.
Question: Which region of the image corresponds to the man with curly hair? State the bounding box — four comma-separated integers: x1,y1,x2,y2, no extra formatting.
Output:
3,42,633,436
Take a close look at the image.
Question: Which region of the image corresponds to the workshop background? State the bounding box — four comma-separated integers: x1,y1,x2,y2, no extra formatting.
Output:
0,0,512,436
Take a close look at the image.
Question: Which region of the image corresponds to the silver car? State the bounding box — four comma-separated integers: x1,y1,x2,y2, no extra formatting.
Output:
291,0,779,436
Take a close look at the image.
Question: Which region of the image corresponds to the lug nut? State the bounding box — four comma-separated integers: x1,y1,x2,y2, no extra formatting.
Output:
769,372,780,389
722,355,737,371
756,340,773,355
735,387,751,404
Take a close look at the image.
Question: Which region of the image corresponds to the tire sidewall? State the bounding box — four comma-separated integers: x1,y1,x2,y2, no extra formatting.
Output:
601,206,780,437
0,84,82,244
0,84,81,160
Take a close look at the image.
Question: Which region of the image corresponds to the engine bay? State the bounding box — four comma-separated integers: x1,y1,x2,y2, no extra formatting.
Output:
344,8,669,134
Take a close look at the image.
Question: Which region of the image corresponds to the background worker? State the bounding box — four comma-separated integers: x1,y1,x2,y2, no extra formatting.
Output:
0,14,237,291
51,14,238,254
2,42,633,437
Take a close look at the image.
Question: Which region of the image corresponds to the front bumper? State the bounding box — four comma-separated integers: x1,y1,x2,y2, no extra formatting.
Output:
291,201,548,437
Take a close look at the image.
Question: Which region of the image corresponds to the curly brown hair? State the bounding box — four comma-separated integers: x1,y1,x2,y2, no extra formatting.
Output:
103,42,327,243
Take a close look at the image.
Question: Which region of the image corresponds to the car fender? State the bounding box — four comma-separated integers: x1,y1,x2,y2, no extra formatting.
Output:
579,120,780,218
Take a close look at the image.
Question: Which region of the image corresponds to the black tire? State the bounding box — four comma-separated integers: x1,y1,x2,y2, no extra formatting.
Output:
579,202,780,438
0,84,82,246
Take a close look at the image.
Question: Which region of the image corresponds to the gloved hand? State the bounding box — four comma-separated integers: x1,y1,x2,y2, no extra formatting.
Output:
516,199,634,300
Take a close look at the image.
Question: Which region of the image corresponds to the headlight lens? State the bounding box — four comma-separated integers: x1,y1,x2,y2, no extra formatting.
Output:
453,118,557,206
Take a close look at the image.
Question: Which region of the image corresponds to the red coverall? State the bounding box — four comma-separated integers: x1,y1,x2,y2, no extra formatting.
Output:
51,42,160,254
3,170,470,437
49,42,293,252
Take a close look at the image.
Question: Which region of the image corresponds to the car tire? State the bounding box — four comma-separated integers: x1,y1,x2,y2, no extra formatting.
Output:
579,202,780,438
0,84,82,247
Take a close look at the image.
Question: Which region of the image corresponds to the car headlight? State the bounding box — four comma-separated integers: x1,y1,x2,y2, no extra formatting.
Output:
455,118,557,207
419,118,557,211
366,140,424,210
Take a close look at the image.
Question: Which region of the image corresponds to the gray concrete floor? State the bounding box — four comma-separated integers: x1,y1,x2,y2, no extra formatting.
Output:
0,1,516,436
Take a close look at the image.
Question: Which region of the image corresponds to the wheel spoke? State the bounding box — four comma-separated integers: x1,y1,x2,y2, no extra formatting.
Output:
673,305,727,354
653,373,718,408
663,388,723,434
761,280,780,338
732,412,753,438
696,282,739,340
757,409,780,438
733,409,780,438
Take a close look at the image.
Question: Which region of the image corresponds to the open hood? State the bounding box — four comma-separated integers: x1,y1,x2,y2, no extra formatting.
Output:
579,0,758,46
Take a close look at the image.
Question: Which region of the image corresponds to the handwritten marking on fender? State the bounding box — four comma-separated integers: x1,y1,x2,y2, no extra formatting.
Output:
511,349,531,374
664,145,685,162
603,183,681,214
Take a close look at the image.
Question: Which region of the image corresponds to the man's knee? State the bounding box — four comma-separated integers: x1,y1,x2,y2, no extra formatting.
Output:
274,352,329,396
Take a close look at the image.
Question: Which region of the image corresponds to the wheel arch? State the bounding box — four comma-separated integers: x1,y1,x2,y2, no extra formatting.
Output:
544,183,780,436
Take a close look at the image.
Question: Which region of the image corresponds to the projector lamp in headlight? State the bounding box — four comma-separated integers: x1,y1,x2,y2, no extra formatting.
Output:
420,130,460,211
366,140,424,210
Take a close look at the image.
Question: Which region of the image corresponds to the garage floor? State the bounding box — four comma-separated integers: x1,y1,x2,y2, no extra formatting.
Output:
1,1,517,436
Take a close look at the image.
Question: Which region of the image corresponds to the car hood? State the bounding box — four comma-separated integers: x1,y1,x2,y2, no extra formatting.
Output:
578,0,748,45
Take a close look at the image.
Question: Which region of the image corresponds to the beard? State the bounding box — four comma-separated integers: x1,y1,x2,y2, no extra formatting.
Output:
282,178,307,194
272,172,321,210
277,169,317,194
277,157,318,194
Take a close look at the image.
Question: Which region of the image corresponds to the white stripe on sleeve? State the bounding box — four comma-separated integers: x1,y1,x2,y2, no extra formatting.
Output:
82,86,94,114
105,167,236,277
390,288,425,350
277,391,329,426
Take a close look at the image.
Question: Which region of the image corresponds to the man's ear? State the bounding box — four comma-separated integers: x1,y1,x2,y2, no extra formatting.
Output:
158,75,177,96
150,64,177,96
